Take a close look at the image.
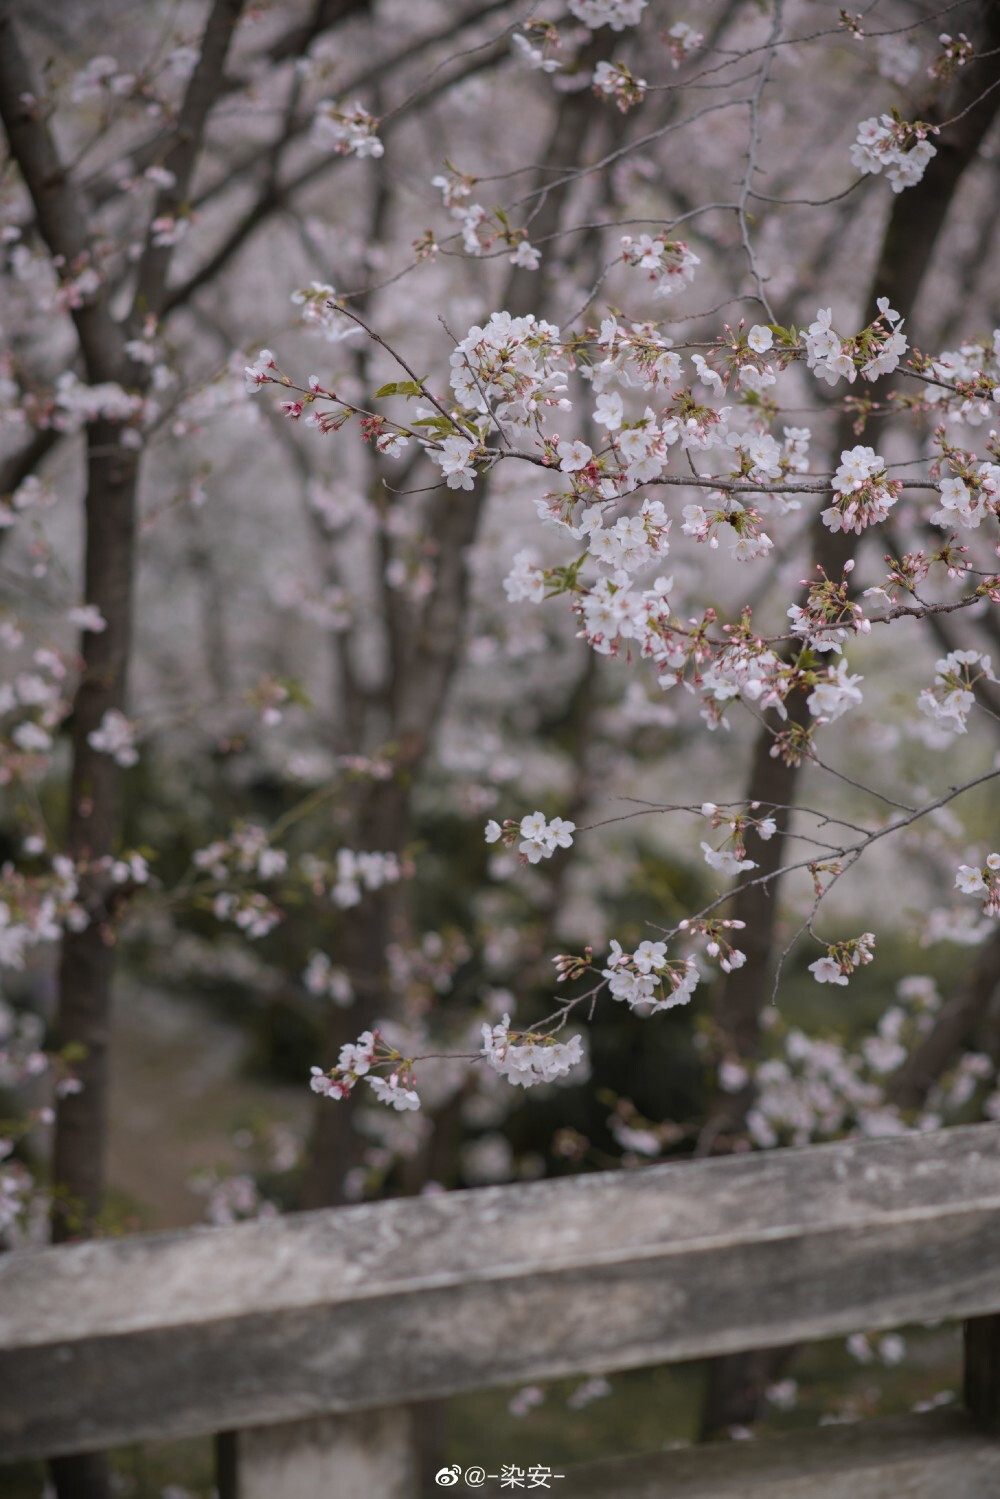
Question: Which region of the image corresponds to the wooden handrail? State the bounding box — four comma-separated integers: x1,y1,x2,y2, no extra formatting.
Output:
2,1122,1000,1462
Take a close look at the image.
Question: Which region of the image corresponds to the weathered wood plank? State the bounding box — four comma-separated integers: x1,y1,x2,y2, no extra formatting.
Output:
562,1410,1000,1498
1,1123,999,1459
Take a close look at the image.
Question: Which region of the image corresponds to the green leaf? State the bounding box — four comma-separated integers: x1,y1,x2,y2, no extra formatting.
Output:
374,379,425,399
409,415,455,434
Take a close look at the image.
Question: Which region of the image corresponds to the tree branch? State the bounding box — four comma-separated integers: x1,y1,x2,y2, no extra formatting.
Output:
0,3,122,380
131,0,248,323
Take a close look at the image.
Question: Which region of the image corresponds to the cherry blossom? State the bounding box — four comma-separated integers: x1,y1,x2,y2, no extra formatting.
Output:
850,114,938,192
807,660,864,723
311,100,384,159
87,709,139,767
919,651,995,735
808,933,876,988
955,854,1000,917
568,0,646,32
368,1072,421,1110
668,21,703,67
481,1014,585,1088
620,234,700,298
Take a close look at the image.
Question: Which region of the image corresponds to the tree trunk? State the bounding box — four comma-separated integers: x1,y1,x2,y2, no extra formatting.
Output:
51,425,139,1240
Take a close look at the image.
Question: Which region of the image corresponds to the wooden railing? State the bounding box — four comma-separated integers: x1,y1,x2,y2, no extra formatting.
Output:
2,1122,1000,1496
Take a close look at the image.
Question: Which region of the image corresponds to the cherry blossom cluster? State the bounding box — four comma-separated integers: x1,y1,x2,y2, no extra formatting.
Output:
105,850,150,888
211,890,282,939
918,650,995,735
276,575,353,633
503,549,548,605
1,998,48,1093
850,114,938,192
862,535,991,607
739,978,939,1148
587,314,685,393
1,1007,79,1244
930,427,1000,529
245,675,294,727
808,931,876,987
955,854,1000,918
512,24,562,75
787,562,869,652
247,213,1000,1067
0,859,88,970
803,300,907,386
302,848,403,909
447,310,564,427
191,829,403,940
52,372,148,435
311,99,384,159
481,1014,584,1088
677,916,747,975
303,950,354,1006
620,234,700,298
682,494,772,560
446,202,540,267
0,354,149,434
59,42,196,129
923,334,1000,427
370,289,895,731
585,497,672,572
927,32,974,83
190,1169,278,1226
289,281,348,342
592,61,646,112
244,349,280,394
70,52,142,104
568,0,646,32
264,301,933,771
822,445,901,536
311,1028,420,1110
942,1049,995,1114
737,975,997,1151
699,801,776,877
602,938,699,1012
667,21,703,67
87,708,140,767
0,652,71,783
194,825,289,882
0,472,52,530
485,811,576,865
692,320,786,397
741,1030,886,1148
933,468,1000,530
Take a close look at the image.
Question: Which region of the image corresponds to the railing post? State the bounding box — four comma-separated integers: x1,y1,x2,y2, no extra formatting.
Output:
215,1405,418,1499
215,1431,238,1499
965,1315,1000,1432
